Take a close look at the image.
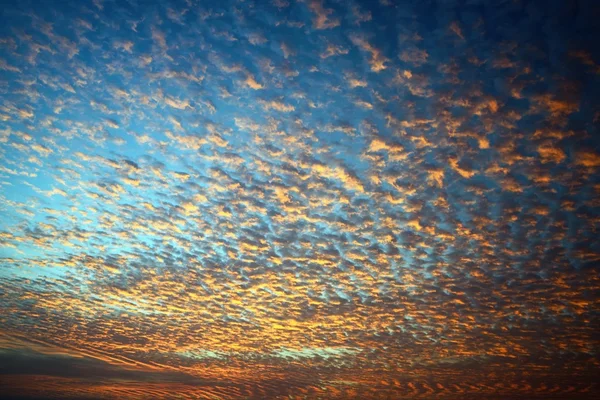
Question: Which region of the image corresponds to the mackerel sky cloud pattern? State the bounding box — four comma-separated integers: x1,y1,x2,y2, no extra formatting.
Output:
0,0,599,399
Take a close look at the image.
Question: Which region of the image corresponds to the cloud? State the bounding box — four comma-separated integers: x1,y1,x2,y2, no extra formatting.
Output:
537,143,566,164
320,43,349,59
449,21,464,39
574,150,600,168
244,74,264,89
261,100,295,112
151,27,168,51
399,47,429,66
349,34,388,72
305,0,340,30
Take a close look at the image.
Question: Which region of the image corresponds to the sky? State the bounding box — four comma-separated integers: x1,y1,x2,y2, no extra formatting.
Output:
0,0,599,399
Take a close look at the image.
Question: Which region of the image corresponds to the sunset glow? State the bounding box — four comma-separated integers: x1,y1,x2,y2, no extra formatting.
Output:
1,0,599,399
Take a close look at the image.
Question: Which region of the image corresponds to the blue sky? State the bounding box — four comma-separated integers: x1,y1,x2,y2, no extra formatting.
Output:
1,0,599,399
